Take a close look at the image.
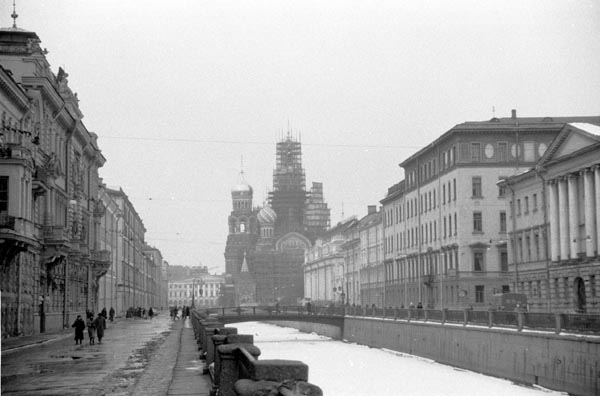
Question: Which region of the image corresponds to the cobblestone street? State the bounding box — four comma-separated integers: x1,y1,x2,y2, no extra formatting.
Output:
1,313,184,395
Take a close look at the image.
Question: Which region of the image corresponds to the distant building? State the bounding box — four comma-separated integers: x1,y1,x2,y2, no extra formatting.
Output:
168,274,224,308
304,217,358,304
381,111,600,310
501,122,600,313
224,133,330,305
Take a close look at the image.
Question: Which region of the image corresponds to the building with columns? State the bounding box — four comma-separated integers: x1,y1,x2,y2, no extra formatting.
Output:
381,111,600,310
168,274,224,308
501,122,600,313
304,217,357,305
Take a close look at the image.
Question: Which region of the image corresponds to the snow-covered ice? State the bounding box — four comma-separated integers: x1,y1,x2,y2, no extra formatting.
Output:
231,322,567,396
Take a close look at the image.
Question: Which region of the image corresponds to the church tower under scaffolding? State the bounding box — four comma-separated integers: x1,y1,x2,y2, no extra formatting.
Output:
223,132,330,305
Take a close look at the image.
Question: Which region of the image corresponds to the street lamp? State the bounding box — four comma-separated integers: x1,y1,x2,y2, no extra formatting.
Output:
191,278,197,308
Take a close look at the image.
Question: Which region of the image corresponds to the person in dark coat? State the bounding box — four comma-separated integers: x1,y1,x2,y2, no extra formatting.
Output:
72,315,85,345
101,307,107,319
148,307,154,319
94,313,106,344
109,307,115,322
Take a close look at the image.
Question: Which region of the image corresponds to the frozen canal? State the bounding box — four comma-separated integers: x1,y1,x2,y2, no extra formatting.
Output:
232,322,566,396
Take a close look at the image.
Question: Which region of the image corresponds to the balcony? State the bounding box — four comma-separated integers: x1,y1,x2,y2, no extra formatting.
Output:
0,212,15,230
91,250,112,279
423,274,434,286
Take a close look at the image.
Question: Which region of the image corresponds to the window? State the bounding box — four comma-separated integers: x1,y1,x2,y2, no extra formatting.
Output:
498,142,508,162
473,251,484,272
442,184,446,204
498,177,507,197
453,179,457,201
524,196,529,214
517,199,521,215
475,285,484,303
472,176,482,198
448,215,452,237
591,275,596,297
473,212,482,233
454,213,457,235
0,176,8,213
499,211,507,233
500,250,508,272
533,194,538,211
471,142,481,162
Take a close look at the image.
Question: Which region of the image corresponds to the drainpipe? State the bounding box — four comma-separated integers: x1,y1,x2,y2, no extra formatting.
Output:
504,181,520,294
16,255,22,335
534,166,552,313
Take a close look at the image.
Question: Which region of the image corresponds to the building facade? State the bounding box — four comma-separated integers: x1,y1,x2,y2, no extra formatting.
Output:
501,122,600,313
168,274,224,308
1,24,109,336
381,112,600,310
304,217,357,305
359,206,383,307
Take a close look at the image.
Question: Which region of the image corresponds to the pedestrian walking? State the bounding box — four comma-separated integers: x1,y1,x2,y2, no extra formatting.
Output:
109,306,115,322
72,315,85,345
86,315,96,345
101,307,107,319
94,313,106,344
148,307,154,319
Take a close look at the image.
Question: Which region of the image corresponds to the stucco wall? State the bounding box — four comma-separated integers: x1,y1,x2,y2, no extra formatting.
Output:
344,317,599,396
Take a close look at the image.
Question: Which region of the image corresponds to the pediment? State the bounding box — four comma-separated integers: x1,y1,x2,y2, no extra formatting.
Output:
539,123,600,166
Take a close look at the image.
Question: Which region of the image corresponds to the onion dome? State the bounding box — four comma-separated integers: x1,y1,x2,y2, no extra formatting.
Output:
231,182,252,194
257,205,277,224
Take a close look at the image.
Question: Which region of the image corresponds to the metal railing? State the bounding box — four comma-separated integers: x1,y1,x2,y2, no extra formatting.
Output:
201,305,600,335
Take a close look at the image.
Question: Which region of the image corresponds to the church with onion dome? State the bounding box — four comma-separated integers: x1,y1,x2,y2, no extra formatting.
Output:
223,133,330,306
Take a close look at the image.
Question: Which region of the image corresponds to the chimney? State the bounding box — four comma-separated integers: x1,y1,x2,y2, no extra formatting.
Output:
368,205,377,215
511,109,517,119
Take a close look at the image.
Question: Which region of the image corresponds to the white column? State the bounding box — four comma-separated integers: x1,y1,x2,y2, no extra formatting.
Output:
558,177,570,260
548,181,560,261
595,165,600,255
583,168,597,257
568,174,579,259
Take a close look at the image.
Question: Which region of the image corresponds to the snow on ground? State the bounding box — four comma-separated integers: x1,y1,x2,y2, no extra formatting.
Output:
231,322,567,396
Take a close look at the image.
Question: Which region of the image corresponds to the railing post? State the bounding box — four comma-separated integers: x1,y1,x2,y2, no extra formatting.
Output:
424,309,429,322
394,307,398,320
216,343,261,396
442,308,447,324
222,307,225,316
488,309,494,328
463,309,469,326
554,313,562,334
517,311,524,331
407,308,412,322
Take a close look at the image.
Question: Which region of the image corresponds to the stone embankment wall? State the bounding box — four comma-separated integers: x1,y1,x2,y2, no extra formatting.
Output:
264,321,342,339
267,317,600,396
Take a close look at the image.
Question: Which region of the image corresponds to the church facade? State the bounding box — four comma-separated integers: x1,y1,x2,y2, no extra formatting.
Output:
223,134,330,306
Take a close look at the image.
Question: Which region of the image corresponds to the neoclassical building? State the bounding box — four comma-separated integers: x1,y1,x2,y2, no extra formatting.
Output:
380,111,600,310
224,134,330,305
501,122,600,313
1,23,109,336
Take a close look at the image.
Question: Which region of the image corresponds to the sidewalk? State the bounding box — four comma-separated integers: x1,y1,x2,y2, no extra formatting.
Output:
1,317,125,355
167,318,212,396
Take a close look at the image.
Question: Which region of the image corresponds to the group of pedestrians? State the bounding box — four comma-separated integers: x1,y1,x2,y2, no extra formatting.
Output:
170,305,190,320
71,308,108,345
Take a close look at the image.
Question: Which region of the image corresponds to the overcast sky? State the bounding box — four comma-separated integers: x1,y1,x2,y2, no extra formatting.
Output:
4,0,599,272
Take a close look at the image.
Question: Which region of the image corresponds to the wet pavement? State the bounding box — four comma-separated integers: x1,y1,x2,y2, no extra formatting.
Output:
1,313,192,395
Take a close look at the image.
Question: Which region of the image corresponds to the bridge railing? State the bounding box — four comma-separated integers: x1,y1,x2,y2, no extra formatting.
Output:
201,305,600,335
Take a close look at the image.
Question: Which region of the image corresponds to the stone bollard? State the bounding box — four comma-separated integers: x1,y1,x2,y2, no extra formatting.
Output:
212,334,257,396
207,327,238,367
234,379,323,396
202,326,224,360
216,344,261,396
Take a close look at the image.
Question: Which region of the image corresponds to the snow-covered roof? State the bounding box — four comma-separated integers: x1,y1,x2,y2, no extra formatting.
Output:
570,122,600,136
